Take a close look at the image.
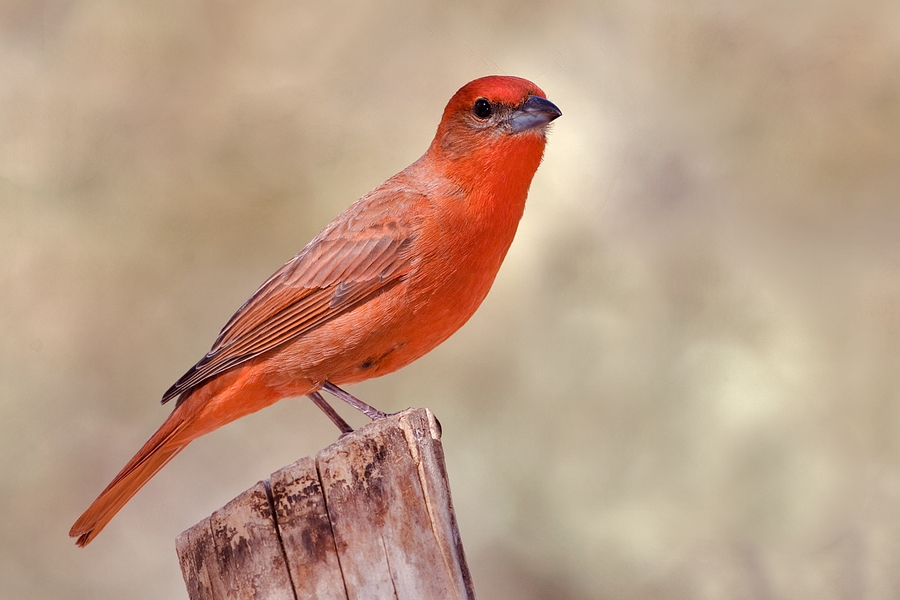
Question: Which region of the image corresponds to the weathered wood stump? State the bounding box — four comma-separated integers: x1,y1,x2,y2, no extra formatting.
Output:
176,408,476,599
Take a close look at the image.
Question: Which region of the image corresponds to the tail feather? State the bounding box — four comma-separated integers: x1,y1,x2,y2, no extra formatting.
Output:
69,417,189,547
70,365,284,546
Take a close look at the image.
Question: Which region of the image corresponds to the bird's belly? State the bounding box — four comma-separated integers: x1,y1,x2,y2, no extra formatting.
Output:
264,262,496,394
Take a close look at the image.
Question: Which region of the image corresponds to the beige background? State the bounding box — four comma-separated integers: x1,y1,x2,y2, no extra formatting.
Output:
3,0,900,598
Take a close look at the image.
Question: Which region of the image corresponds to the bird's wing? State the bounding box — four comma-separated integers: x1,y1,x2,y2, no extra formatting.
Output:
161,188,428,405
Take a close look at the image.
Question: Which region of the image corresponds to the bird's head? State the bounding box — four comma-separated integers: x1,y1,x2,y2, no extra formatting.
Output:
428,75,562,166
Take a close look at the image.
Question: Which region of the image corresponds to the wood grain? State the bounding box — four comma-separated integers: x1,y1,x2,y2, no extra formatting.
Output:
176,408,475,599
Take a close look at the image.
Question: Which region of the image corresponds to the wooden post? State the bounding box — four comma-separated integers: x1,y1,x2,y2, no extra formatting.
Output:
176,408,476,600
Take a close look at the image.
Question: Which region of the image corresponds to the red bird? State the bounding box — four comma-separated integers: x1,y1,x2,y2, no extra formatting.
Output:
70,75,561,546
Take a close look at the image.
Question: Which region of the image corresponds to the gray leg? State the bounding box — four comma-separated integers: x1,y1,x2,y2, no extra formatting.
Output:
322,381,388,420
307,391,353,434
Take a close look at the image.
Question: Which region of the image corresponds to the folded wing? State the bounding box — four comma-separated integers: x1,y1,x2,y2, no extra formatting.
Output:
162,189,428,405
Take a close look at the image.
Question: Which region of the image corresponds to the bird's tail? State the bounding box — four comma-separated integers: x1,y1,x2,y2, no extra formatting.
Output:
70,364,284,547
69,411,189,547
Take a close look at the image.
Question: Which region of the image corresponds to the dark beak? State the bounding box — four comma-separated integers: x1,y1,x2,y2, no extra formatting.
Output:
509,95,562,133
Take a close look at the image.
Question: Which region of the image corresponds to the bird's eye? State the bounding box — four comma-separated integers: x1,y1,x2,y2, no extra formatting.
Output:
473,98,492,119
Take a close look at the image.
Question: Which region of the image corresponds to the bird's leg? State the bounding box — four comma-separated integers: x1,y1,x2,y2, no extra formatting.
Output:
322,381,388,420
307,391,354,434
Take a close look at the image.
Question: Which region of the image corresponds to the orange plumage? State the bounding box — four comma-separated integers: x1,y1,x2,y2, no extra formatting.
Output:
70,75,561,546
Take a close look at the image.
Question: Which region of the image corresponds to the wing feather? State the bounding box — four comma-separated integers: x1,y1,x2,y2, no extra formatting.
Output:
161,188,428,405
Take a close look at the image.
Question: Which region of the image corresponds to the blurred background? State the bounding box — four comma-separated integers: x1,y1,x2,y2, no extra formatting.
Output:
2,0,900,598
